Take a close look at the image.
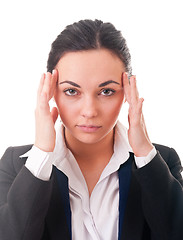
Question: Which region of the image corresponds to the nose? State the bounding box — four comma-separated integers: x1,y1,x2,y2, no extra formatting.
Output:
80,96,98,119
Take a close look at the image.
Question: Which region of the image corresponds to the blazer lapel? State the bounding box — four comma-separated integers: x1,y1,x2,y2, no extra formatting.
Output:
118,153,133,240
119,156,149,240
45,166,71,240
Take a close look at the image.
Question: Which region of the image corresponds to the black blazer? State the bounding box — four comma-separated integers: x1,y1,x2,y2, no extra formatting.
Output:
0,144,183,240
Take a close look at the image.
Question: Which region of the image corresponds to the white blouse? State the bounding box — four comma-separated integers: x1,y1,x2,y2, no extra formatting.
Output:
21,121,156,240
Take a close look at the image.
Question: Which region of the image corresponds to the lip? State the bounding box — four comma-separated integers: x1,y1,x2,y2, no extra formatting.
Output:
76,125,102,133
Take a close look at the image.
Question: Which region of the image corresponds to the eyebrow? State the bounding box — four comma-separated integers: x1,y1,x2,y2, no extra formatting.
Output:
98,80,120,87
59,80,120,88
59,81,81,88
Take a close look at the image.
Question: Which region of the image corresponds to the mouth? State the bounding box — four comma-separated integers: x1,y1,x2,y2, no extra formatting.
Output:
76,125,102,133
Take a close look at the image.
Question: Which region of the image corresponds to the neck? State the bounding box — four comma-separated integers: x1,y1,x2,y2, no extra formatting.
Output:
64,128,115,196
64,128,115,163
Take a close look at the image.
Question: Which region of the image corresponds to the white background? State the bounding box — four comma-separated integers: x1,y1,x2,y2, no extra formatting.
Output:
0,0,182,166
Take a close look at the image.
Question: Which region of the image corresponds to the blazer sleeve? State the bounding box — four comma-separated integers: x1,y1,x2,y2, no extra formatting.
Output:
0,146,53,240
133,146,183,240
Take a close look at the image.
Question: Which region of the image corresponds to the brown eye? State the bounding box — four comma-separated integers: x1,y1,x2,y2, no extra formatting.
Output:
64,88,78,96
100,88,115,96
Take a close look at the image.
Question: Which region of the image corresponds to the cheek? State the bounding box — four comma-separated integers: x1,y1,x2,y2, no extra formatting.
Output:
102,94,124,117
105,99,123,118
55,97,79,122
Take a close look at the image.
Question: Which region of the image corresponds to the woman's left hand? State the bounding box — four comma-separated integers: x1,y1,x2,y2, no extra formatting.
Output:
122,72,153,157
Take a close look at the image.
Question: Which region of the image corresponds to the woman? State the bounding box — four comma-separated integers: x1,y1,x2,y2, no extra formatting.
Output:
0,19,182,240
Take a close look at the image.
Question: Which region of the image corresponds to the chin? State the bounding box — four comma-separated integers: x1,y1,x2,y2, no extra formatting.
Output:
75,129,114,145
75,135,104,145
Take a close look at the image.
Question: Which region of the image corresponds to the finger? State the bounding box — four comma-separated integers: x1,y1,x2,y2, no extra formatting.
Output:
122,72,131,103
37,73,45,104
37,73,45,95
137,97,144,114
51,107,59,124
49,69,58,98
128,96,144,128
130,76,139,106
52,69,58,85
36,91,50,115
141,112,151,142
42,72,52,100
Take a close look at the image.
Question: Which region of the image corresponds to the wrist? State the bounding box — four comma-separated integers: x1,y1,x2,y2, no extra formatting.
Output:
34,141,55,152
133,142,154,157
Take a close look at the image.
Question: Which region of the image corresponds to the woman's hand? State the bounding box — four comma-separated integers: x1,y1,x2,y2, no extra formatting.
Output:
34,70,58,152
122,72,153,157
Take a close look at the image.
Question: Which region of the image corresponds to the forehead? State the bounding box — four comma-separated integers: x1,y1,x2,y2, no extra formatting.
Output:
56,49,125,85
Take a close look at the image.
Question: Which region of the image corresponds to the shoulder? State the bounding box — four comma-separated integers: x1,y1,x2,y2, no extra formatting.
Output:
1,144,33,161
0,144,33,174
153,143,181,166
153,143,183,185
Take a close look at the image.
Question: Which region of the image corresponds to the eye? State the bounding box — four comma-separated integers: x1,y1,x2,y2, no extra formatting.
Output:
63,88,78,96
100,88,116,96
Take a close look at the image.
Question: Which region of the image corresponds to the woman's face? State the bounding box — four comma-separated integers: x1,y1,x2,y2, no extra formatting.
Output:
54,48,125,145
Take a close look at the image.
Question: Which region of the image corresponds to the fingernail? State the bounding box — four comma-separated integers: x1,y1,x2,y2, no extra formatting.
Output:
52,69,56,75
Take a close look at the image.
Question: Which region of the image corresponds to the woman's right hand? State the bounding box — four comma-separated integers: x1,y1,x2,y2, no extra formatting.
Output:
34,70,59,152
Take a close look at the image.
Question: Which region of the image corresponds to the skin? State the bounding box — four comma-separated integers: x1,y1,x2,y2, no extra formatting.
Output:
35,48,153,195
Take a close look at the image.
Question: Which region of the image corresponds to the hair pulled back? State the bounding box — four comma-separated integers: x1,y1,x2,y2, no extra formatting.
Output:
47,19,132,76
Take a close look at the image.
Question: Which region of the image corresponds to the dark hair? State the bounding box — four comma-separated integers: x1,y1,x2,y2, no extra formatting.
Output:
47,19,132,76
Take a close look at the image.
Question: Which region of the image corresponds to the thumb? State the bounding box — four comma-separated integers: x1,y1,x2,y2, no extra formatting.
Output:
51,107,59,124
